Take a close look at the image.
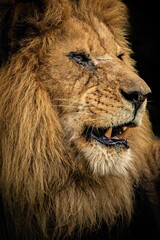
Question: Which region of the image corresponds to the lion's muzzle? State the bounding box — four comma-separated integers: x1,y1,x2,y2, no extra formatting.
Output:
120,89,149,111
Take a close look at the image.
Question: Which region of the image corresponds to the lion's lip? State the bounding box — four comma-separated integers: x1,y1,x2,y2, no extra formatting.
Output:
83,123,133,149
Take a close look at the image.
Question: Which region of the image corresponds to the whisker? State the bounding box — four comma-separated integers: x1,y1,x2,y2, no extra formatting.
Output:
60,98,81,114
91,126,94,137
53,98,79,102
84,125,90,137
54,104,96,114
73,112,92,116
53,103,89,107
52,104,79,108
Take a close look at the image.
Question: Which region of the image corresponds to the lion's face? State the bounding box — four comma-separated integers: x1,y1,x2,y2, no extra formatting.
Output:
0,0,155,238
44,16,150,176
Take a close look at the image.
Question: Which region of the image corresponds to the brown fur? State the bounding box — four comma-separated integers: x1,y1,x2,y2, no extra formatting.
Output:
0,0,159,239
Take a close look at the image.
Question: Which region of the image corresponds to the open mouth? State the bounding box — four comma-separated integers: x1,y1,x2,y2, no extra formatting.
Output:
83,123,131,149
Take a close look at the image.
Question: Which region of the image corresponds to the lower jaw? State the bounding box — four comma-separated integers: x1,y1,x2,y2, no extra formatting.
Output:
86,146,132,176
83,126,130,150
91,136,129,149
78,142,131,176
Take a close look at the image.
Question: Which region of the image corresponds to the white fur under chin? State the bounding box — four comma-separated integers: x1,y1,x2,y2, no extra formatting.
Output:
84,143,132,176
60,117,134,176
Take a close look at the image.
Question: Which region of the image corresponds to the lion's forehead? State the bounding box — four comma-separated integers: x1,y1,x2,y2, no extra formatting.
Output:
60,17,120,58
47,18,125,98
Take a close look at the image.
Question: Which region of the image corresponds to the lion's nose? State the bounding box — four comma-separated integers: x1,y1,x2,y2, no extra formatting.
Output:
120,90,150,110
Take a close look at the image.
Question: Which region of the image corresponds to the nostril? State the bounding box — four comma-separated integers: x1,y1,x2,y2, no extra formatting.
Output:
120,89,148,109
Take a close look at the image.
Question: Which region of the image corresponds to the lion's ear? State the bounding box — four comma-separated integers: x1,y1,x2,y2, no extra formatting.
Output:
0,0,71,65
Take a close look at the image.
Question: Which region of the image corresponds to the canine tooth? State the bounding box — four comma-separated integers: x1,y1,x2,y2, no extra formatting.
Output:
116,128,129,139
122,126,128,132
105,127,112,138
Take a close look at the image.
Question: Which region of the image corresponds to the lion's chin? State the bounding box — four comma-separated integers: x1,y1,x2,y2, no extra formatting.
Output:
80,124,133,176
82,141,132,176
61,116,134,176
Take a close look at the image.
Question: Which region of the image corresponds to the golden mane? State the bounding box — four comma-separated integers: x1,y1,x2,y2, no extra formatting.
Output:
0,0,159,239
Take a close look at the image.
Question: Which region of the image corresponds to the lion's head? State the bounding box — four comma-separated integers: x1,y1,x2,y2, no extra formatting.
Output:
0,0,156,239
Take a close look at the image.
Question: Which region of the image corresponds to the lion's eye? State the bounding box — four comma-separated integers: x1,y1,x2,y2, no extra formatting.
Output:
67,51,95,69
117,53,124,60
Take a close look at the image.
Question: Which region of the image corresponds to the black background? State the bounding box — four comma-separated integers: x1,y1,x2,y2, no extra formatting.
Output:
124,0,160,137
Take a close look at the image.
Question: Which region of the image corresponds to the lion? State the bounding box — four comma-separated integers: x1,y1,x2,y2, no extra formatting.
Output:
0,0,160,239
